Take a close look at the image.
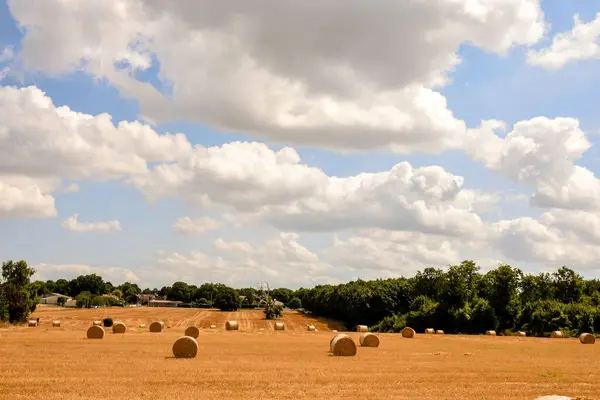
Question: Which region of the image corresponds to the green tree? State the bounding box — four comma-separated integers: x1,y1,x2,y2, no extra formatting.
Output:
166,281,191,303
485,264,521,330
287,297,302,309
75,291,92,308
213,287,240,311
1,260,37,323
553,267,584,304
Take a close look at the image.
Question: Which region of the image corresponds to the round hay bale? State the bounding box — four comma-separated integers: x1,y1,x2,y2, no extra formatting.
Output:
330,333,349,351
139,324,146,328
274,322,285,331
112,322,126,334
401,327,415,338
28,320,37,327
307,325,316,331
210,325,216,329
149,321,164,333
225,321,239,331
359,332,380,347
356,325,369,332
331,334,357,356
485,330,497,336
435,330,445,335
92,320,102,326
551,331,564,338
516,331,526,337
185,326,200,338
579,333,595,344
172,336,199,359
87,325,105,339
52,320,60,327
425,328,435,334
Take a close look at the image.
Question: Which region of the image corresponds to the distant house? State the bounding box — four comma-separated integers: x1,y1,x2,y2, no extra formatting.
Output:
148,299,183,308
40,293,71,305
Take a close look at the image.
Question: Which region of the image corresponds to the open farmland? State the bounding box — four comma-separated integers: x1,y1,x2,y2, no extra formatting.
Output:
0,308,599,400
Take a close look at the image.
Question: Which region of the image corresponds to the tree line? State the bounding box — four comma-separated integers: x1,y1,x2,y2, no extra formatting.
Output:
2,259,600,337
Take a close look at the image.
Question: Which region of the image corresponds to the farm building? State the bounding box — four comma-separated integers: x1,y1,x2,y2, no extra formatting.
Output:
148,299,183,308
40,293,71,305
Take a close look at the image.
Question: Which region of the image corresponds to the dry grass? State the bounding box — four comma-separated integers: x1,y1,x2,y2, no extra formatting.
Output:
1,307,599,399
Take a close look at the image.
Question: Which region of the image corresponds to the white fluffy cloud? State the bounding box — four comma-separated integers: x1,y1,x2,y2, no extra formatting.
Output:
7,0,545,153
32,263,139,284
61,214,122,233
528,12,600,69
157,233,336,288
131,141,490,237
172,217,222,235
0,176,57,219
467,117,600,210
0,85,191,219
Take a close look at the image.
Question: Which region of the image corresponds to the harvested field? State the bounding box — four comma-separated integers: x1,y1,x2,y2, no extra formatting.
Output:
0,307,599,399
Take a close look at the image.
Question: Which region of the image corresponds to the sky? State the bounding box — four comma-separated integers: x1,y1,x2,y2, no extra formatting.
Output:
1,0,600,289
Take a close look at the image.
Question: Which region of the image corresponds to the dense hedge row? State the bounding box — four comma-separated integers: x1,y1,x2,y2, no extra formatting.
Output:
296,261,600,337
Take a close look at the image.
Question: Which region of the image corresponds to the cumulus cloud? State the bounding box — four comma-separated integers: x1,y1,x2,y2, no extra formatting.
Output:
32,263,139,284
61,214,122,233
7,0,545,153
467,117,600,210
131,141,489,237
528,12,600,69
0,177,57,219
0,85,191,219
157,232,335,288
172,216,221,235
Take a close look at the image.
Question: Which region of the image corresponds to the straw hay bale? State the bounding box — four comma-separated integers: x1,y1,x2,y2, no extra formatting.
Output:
226,321,239,331
28,320,37,327
516,331,526,337
356,325,369,332
330,334,357,356
274,322,285,331
92,320,102,326
551,331,564,338
172,336,199,359
112,322,126,334
435,330,444,335
359,332,380,347
185,326,200,338
139,324,146,328
401,327,415,338
485,330,497,336
52,320,60,327
425,328,435,334
87,325,105,339
330,333,349,350
150,321,164,333
307,325,316,331
579,333,595,344
210,325,216,329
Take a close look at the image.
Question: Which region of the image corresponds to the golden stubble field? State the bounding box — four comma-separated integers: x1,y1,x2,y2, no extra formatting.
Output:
1,307,599,400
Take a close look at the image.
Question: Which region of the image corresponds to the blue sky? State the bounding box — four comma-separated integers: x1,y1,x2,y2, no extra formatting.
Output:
1,0,600,288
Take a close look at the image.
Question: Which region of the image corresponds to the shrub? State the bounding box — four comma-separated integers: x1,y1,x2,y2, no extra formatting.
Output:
265,304,283,320
371,313,407,333
287,297,302,309
103,317,113,327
